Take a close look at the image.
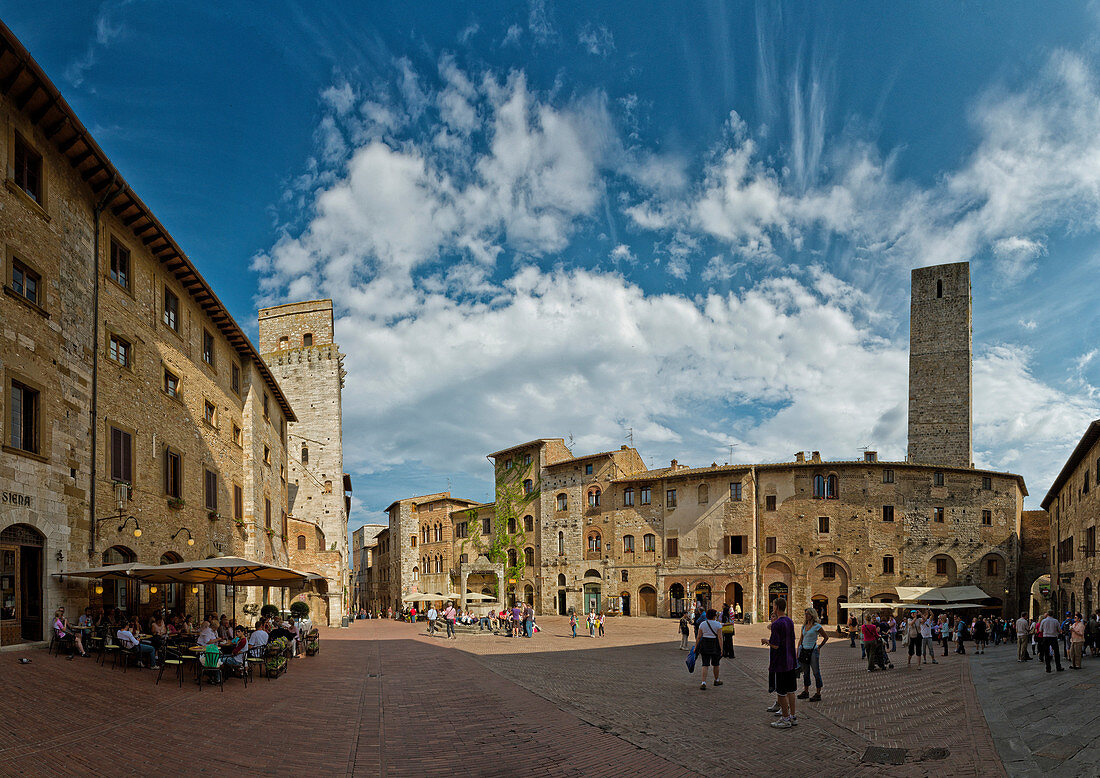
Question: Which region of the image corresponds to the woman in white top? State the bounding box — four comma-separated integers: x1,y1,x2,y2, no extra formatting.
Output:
920,611,938,665
195,620,219,646
695,608,724,690
797,608,828,701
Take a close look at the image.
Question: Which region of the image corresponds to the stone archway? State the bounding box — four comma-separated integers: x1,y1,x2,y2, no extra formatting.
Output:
639,585,657,616
1,523,45,645
459,555,506,613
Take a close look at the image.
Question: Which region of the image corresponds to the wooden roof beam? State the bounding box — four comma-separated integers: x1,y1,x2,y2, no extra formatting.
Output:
81,162,106,182
70,148,94,167
13,81,39,110
43,115,68,140
1,61,25,94
57,133,82,154
31,96,56,124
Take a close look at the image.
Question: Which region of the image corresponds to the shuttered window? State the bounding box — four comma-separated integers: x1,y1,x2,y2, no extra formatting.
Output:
110,427,132,483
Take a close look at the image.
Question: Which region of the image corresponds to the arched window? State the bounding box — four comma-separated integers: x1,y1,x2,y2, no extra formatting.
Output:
587,531,601,552
643,533,655,552
297,535,306,550
523,515,533,532
437,555,444,573
278,336,289,349
827,474,838,499
813,475,826,498
558,573,566,586
588,487,601,507
303,333,313,347
507,517,517,534
813,474,838,499
523,479,534,494
507,548,518,567
301,444,308,464
412,566,419,581
558,531,564,555
524,584,534,606
623,534,635,553
697,483,709,504
524,547,534,567
556,493,568,511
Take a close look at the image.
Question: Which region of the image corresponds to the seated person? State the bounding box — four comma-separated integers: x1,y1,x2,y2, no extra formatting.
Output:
181,615,195,635
247,621,270,651
78,607,94,627
117,621,157,669
196,620,219,646
149,614,168,650
54,608,88,658
217,615,232,641
221,625,249,668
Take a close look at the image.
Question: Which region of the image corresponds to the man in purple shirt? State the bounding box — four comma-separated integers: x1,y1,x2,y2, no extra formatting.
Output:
761,598,798,729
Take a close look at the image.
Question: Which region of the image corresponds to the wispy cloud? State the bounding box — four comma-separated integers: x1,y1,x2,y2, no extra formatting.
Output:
578,24,615,57
65,1,133,87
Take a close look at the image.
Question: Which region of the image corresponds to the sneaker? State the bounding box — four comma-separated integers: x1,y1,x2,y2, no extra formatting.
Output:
766,704,781,713
713,679,723,686
797,691,810,699
790,716,798,726
699,682,707,690
770,719,793,729
809,693,821,702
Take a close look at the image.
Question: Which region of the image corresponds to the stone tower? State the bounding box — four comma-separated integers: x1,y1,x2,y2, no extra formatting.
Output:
258,300,348,624
907,262,973,468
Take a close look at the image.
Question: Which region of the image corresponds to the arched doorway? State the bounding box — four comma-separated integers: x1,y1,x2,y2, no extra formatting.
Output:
583,570,601,614
694,582,712,609
639,585,657,616
837,595,848,626
556,573,567,614
102,545,136,615
620,591,631,616
725,582,744,617
768,582,789,609
669,583,686,616
1,523,45,644
1071,592,1076,616
159,552,183,615
524,584,534,606
811,595,829,624
1085,579,1093,618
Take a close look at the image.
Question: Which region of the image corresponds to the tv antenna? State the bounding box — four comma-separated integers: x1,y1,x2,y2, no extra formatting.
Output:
626,426,634,447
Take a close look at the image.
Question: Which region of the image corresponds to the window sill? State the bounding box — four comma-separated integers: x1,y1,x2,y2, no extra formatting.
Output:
105,275,135,299
5,179,49,222
2,444,49,464
3,285,49,318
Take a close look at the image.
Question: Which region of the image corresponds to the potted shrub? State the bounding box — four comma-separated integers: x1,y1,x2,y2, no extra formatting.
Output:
290,601,310,619
260,603,280,620
167,497,185,509
208,511,221,521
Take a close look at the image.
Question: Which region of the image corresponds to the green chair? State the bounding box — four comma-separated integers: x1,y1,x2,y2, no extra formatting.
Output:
198,644,223,692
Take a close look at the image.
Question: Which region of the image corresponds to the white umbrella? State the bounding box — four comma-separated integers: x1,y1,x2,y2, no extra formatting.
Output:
464,592,497,601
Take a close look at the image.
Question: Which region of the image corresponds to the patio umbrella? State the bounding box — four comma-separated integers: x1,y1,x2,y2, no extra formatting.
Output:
54,562,142,580
127,557,309,619
464,592,496,601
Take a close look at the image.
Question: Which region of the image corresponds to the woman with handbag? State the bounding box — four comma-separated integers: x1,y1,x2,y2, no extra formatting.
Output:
797,608,827,701
720,603,736,658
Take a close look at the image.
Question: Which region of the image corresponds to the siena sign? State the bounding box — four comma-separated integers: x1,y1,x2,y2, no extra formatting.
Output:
1,492,32,508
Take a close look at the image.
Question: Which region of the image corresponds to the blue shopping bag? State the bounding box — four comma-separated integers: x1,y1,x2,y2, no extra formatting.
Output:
685,645,697,673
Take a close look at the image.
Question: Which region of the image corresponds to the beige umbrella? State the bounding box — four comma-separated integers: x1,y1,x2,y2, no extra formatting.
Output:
54,562,142,580
464,592,497,601
127,556,309,616
403,593,433,603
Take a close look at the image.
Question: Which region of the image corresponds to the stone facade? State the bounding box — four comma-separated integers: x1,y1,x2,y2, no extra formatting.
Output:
0,25,298,644
258,299,350,626
350,523,385,612
908,262,973,468
1041,420,1100,618
1020,509,1051,617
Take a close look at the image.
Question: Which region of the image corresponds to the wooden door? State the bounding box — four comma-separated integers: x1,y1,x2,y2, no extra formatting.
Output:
1,546,19,646
639,586,657,616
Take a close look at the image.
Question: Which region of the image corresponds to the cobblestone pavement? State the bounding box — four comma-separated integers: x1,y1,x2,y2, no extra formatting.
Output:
0,624,694,778
441,616,1005,778
970,639,1100,777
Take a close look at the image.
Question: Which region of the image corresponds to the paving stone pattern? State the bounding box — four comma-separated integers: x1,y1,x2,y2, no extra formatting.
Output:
969,640,1100,777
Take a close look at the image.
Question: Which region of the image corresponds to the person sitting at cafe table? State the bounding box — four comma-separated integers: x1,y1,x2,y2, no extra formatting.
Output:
149,614,168,652
248,620,269,651
221,626,249,669
217,615,232,641
196,620,219,646
117,620,157,669
181,615,195,635
54,608,88,658
78,607,94,628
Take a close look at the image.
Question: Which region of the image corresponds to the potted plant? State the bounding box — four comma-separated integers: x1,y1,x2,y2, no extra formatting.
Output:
260,603,279,620
167,497,185,509
208,511,221,521
264,528,276,538
233,518,246,529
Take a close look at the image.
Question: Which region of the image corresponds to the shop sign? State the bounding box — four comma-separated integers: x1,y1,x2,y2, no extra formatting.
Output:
1,491,32,508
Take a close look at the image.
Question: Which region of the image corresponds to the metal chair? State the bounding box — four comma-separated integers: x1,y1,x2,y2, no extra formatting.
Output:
49,633,75,658
156,647,186,688
198,644,224,692
244,644,266,683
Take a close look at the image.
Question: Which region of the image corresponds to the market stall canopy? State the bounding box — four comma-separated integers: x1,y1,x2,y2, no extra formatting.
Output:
53,562,142,580
895,585,993,603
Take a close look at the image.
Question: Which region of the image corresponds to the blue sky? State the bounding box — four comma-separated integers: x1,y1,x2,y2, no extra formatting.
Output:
7,2,1100,525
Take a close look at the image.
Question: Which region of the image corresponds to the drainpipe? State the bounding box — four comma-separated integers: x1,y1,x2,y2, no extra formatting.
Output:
88,178,123,559
750,466,758,623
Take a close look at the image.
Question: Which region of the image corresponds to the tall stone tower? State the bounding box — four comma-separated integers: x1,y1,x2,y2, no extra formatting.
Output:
907,262,973,468
258,300,348,624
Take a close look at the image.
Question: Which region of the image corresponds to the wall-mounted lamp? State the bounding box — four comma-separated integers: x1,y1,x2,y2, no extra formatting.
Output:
94,584,104,595
56,550,64,563
150,585,158,594
171,527,195,547
119,515,142,538
191,585,199,594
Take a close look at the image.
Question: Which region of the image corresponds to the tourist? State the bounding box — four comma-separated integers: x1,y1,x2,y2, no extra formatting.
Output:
116,620,156,669
693,603,706,639
426,605,438,635
974,616,988,654
848,613,859,648
763,599,798,728
443,601,457,639
1015,612,1031,662
797,608,827,701
570,610,578,638
221,625,248,670
149,614,168,654
720,607,735,659
53,608,87,658
78,607,94,628
940,615,951,657
678,612,690,650
861,614,880,672
954,618,967,654
196,620,219,646
1039,610,1064,673
734,602,743,622
906,612,923,668
511,603,522,638
887,615,898,652
695,608,724,690
920,611,938,665
588,610,596,638
597,612,605,638
214,615,230,641
1087,613,1100,658
1070,614,1085,670
524,603,534,638
248,619,270,651
182,615,195,635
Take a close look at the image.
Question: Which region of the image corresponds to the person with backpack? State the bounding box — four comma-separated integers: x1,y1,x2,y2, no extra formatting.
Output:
678,613,690,650
695,608,724,690
570,610,578,638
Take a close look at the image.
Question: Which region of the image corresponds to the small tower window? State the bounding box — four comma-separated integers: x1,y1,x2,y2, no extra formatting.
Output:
301,445,309,464
936,279,943,298
303,333,313,346
279,336,289,349
297,535,306,550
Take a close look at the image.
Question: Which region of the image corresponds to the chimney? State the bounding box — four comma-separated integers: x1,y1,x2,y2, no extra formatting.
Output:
670,459,678,469
621,445,629,450
811,451,822,463
794,452,805,464
864,451,878,463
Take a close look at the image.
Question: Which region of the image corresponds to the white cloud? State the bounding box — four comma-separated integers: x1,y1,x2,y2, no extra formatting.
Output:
65,0,133,87
502,24,523,47
578,24,615,57
1019,319,1038,331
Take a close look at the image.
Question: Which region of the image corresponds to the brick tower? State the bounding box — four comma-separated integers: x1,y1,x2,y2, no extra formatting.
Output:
258,300,348,625
907,262,973,468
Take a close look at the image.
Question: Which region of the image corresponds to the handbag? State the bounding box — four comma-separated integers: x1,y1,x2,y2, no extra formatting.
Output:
721,624,735,635
685,645,697,673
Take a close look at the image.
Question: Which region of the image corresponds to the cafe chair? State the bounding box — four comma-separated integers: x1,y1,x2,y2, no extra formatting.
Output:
156,647,186,688
116,643,141,672
245,644,266,683
49,632,75,658
198,644,224,692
